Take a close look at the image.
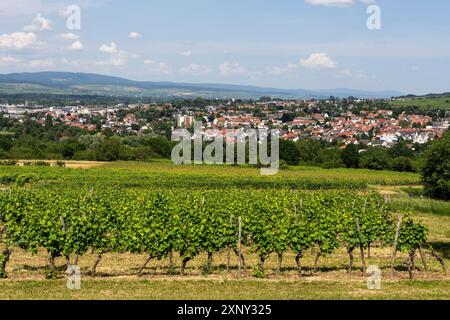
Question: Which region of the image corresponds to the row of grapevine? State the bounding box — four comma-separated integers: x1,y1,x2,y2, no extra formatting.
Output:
0,188,431,279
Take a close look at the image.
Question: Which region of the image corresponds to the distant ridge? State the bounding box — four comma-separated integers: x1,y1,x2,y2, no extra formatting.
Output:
0,71,403,99
396,92,450,99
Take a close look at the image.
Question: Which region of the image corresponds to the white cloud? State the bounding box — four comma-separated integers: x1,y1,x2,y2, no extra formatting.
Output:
411,66,421,71
60,33,80,41
144,59,156,65
97,51,129,67
23,14,52,32
268,63,299,75
181,64,211,76
0,32,45,50
144,59,172,74
337,67,370,79
67,40,83,51
29,59,54,68
219,61,248,76
99,42,118,54
58,6,74,17
339,68,353,76
108,56,127,66
181,50,192,57
0,56,21,66
60,57,83,68
97,56,126,67
128,32,142,39
305,0,374,6
300,53,336,69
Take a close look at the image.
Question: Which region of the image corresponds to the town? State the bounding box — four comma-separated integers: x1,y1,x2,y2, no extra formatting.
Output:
1,97,448,148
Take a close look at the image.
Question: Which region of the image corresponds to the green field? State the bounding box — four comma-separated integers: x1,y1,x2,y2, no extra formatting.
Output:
0,160,421,190
389,96,450,111
0,161,449,300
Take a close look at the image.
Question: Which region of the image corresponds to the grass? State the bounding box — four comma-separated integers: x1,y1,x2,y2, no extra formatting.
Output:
373,184,450,217
1,229,449,300
391,197,450,217
389,96,450,111
1,245,450,300
1,279,450,300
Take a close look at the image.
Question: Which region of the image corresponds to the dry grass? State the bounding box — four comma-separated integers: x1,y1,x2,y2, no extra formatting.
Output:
1,241,449,300
16,160,106,169
1,278,450,300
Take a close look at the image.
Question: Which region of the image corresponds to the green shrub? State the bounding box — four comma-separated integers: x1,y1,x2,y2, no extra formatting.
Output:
15,173,39,186
251,265,266,279
0,160,17,166
392,157,414,172
55,161,66,167
33,161,51,167
0,174,17,185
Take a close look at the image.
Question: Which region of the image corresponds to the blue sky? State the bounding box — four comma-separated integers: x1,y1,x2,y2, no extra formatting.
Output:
0,0,449,94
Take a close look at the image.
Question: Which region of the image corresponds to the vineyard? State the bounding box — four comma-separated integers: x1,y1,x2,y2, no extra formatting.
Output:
0,187,438,280
0,161,421,190
0,162,448,299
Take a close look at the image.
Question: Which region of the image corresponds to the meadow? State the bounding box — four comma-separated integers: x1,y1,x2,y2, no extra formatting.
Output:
389,96,450,111
0,161,449,300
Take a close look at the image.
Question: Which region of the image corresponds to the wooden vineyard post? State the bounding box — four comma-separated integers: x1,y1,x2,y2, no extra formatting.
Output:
59,215,71,268
363,198,371,259
419,245,428,272
238,216,242,275
391,216,403,275
356,218,366,273
226,215,233,273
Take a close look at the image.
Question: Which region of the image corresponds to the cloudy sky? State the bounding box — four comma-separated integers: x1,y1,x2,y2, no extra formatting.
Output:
0,0,449,94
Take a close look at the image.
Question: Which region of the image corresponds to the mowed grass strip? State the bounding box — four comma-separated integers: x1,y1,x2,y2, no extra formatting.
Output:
1,278,450,300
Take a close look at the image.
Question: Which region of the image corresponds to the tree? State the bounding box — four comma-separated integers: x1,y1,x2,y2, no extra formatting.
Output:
422,131,450,200
319,148,344,169
95,137,130,161
143,136,173,158
44,114,53,131
399,120,410,128
391,157,414,172
341,144,360,168
281,113,295,123
389,138,413,158
279,140,300,165
296,139,322,164
360,147,391,171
